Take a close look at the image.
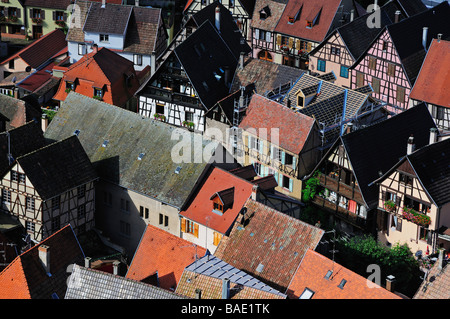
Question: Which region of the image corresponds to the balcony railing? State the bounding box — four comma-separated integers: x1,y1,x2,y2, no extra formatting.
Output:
318,173,363,203
144,86,201,108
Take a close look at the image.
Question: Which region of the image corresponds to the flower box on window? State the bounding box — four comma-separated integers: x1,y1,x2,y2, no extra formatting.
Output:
31,17,42,24
402,207,431,227
55,20,65,27
153,113,166,121
7,16,18,23
383,200,396,213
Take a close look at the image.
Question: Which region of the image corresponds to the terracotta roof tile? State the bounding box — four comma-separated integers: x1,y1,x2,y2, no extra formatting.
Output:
214,199,324,292
239,94,316,154
287,249,402,299
180,167,255,234
126,225,207,291
251,0,287,32
409,39,450,108
274,0,341,42
0,225,85,299
414,260,450,299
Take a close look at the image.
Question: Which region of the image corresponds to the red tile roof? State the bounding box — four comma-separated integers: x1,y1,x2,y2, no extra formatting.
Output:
409,39,450,108
126,225,207,291
53,47,139,107
0,224,85,299
1,29,67,69
287,249,402,299
180,167,255,234
274,0,341,42
214,199,324,292
239,94,316,155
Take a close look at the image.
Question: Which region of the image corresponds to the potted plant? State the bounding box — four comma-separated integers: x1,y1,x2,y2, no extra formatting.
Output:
65,88,72,94
56,20,65,27
8,16,18,23
92,95,103,101
402,207,431,227
31,17,42,24
383,200,396,213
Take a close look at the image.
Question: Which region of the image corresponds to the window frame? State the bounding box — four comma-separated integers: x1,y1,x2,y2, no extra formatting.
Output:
99,34,109,43
317,59,326,72
340,65,349,79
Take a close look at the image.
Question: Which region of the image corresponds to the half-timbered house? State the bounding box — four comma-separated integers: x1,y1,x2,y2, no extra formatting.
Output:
0,135,97,242
136,7,250,133
349,2,450,115
308,0,424,88
183,0,255,40
373,136,450,254
409,38,450,131
309,103,438,235
238,94,322,200
270,0,360,70
250,0,287,65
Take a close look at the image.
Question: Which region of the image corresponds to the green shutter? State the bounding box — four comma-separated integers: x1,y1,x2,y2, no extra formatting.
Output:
289,178,293,192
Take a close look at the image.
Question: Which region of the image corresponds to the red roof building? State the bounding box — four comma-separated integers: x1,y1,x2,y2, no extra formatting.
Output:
126,224,207,291
53,46,140,109
0,29,67,81
0,224,85,299
409,38,450,130
287,249,402,299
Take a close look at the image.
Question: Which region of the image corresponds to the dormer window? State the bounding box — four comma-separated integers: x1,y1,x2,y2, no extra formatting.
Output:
210,187,234,216
288,16,294,24
93,87,103,99
259,6,270,20
306,20,313,28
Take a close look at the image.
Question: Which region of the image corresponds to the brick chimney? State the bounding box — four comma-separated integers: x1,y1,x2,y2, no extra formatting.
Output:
394,10,401,23
386,275,395,292
38,245,50,274
92,44,98,54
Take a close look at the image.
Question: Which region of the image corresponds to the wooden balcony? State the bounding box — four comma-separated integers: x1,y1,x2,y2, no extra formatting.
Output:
312,195,368,230
318,173,363,203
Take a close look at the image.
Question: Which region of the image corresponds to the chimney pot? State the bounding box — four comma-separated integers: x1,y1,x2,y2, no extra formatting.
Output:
38,245,50,274
407,135,415,155
222,278,230,299
92,44,98,54
386,275,395,292
429,127,438,145
394,10,401,23
215,6,220,32
239,52,245,70
350,9,354,22
84,257,92,268
113,260,120,275
438,248,445,270
437,34,442,42
251,184,258,200
422,27,429,50
195,288,202,299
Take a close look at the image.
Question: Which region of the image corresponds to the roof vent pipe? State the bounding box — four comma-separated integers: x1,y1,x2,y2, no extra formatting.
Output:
215,6,220,33
422,27,428,50
407,135,415,155
394,10,401,23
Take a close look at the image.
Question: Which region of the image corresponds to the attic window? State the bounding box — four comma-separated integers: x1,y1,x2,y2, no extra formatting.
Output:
73,129,80,136
306,20,313,28
256,263,264,273
102,140,109,148
338,279,347,289
213,202,223,212
259,6,270,20
288,16,294,24
324,270,333,280
299,288,315,299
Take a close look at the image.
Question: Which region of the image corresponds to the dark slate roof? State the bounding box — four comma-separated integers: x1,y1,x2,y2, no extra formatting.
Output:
395,0,427,16
386,1,450,84
43,92,217,209
83,2,133,35
0,121,47,177
191,2,251,60
405,138,450,207
340,102,437,208
0,94,42,130
65,264,188,299
174,21,238,110
16,136,97,200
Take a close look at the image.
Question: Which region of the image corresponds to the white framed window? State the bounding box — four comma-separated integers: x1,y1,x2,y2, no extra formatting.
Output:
26,197,35,211
133,54,142,66
299,288,315,299
78,204,86,219
99,34,109,42
78,43,86,55
26,220,35,233
2,189,11,204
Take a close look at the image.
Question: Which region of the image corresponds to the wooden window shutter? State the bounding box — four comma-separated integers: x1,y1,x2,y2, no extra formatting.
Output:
381,190,386,201
16,8,20,18
295,39,301,50
288,37,294,49
29,8,33,17
41,9,45,19
180,218,186,233
194,223,199,238
307,42,312,52
63,12,67,21
396,218,402,232
53,11,56,20
276,34,282,46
